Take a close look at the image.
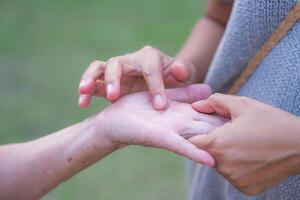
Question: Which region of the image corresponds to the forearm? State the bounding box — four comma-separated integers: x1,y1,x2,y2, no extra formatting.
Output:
0,115,117,200
176,1,232,82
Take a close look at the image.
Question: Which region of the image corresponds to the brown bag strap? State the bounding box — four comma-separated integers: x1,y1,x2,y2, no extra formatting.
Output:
227,1,300,95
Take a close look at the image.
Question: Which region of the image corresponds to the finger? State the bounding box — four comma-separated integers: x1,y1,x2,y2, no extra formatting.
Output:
104,58,122,101
192,100,216,114
170,60,195,82
78,94,92,108
141,54,167,110
192,93,245,117
189,121,233,151
79,60,106,94
154,132,215,166
180,121,218,139
193,113,230,127
166,84,212,103
93,79,106,97
188,134,215,150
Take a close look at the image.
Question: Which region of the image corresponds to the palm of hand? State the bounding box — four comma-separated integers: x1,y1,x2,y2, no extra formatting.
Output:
99,86,227,166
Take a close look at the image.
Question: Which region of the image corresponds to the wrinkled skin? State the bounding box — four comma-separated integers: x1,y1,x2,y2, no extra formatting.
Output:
98,85,228,167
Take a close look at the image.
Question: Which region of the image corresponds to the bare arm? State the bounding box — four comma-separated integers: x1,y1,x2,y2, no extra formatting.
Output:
176,0,233,82
0,85,225,200
0,117,117,200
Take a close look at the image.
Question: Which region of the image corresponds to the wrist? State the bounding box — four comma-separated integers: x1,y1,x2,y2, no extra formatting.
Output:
93,111,126,151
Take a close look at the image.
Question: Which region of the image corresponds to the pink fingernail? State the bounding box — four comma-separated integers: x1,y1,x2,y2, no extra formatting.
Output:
192,101,204,107
106,83,114,94
79,95,84,105
205,155,215,167
154,94,166,109
79,79,87,88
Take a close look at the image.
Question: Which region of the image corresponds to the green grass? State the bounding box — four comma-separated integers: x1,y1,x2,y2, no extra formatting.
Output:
0,0,205,199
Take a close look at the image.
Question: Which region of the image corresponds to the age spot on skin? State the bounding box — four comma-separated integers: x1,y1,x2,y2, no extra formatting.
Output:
67,157,73,162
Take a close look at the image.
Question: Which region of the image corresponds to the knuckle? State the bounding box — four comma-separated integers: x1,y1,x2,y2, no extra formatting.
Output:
83,60,105,79
142,45,154,52
209,93,222,103
107,56,120,64
238,96,251,106
91,60,100,65
142,66,159,77
89,60,105,70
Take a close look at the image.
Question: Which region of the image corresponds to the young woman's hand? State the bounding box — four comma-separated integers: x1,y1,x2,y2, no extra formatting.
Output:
96,84,228,166
190,94,300,195
78,45,196,110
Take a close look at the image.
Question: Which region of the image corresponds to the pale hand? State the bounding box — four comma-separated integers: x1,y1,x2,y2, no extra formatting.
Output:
97,85,228,166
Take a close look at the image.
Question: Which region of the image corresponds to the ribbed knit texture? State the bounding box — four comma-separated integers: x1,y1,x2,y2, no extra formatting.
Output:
188,0,300,199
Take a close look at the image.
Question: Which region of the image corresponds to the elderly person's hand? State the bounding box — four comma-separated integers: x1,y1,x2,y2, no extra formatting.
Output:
190,94,300,195
98,84,228,166
0,85,227,199
78,45,197,110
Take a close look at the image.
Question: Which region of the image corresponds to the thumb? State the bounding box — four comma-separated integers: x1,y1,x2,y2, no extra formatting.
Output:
166,84,212,103
189,122,232,153
155,132,215,167
188,134,214,151
170,60,196,83
192,93,245,118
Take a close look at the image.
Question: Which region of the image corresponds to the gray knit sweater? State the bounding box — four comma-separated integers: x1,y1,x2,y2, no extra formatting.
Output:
188,0,300,199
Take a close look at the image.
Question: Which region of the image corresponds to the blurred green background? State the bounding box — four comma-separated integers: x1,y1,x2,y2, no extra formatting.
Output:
0,0,205,199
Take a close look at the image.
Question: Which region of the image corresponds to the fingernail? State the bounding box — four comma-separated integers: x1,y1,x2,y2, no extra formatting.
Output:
79,95,84,105
106,83,114,94
79,79,87,88
192,101,204,107
205,156,215,167
154,94,165,108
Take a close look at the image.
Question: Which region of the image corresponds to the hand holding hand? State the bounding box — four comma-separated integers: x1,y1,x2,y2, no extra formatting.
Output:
78,45,196,110
190,94,300,195
96,85,228,166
